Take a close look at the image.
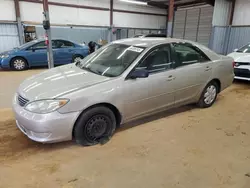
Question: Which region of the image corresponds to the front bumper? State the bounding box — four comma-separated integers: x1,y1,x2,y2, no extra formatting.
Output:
0,57,11,69
12,98,80,143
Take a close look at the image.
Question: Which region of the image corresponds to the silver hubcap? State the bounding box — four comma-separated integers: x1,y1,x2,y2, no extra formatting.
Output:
13,59,25,70
74,57,82,63
204,85,217,105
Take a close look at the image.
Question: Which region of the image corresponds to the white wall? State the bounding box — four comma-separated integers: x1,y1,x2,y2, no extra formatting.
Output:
0,0,16,21
233,0,250,25
19,1,110,26
18,0,165,29
113,0,166,29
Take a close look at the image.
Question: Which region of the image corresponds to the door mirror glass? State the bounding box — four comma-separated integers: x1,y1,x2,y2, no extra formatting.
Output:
129,69,149,79
233,48,238,52
30,46,36,52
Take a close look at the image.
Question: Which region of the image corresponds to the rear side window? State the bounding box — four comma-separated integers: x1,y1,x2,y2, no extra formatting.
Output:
55,40,74,48
173,43,210,67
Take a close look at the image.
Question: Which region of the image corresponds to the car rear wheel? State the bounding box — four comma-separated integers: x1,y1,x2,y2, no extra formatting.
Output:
11,57,28,71
73,106,116,146
72,55,83,63
197,81,218,108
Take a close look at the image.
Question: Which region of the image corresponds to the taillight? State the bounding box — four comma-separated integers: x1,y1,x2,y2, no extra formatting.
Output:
232,61,235,67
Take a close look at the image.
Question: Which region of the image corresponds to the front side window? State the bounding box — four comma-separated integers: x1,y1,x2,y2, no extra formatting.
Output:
236,44,250,53
173,43,210,67
78,44,145,77
32,41,47,50
136,45,172,74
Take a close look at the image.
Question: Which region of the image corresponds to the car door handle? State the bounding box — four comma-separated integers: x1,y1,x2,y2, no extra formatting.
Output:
205,66,212,71
166,75,175,81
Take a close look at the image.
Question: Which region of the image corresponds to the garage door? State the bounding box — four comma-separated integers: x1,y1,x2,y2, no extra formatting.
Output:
0,24,20,53
173,6,214,46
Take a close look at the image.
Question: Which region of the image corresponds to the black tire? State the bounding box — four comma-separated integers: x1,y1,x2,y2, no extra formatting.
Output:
197,81,218,108
73,106,116,146
72,55,83,63
11,57,28,71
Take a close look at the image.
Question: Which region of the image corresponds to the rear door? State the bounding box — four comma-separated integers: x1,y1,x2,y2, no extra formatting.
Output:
54,40,76,64
171,42,213,105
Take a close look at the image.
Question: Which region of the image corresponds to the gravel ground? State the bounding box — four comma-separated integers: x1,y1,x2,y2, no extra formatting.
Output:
0,70,250,188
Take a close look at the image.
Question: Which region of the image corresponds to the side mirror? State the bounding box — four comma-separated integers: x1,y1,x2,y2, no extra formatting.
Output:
30,46,36,52
233,48,238,52
128,69,149,79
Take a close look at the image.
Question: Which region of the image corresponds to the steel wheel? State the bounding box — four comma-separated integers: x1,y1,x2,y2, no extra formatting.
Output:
204,85,217,105
84,115,110,142
73,106,117,146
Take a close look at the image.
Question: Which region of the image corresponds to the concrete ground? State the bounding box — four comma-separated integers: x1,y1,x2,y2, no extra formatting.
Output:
0,70,250,188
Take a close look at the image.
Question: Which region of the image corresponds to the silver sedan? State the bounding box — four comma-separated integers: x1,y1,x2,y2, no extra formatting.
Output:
13,38,234,146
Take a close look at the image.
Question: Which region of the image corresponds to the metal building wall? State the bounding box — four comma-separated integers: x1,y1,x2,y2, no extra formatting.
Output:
0,24,20,53
173,6,214,47
210,26,250,54
35,26,109,44
212,0,231,26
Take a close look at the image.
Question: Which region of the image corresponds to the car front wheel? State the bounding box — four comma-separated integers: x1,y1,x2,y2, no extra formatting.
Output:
11,57,28,71
73,106,116,146
197,81,218,108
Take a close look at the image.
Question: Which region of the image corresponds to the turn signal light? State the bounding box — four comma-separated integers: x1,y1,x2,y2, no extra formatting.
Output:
232,61,235,67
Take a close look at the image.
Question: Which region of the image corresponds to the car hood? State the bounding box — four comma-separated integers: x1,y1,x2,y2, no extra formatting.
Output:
18,64,111,100
0,49,18,55
227,52,250,62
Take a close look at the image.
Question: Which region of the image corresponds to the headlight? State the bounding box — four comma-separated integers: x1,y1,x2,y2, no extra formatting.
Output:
25,99,69,114
0,54,9,58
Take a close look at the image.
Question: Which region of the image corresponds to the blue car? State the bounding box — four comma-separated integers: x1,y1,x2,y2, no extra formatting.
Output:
0,39,89,70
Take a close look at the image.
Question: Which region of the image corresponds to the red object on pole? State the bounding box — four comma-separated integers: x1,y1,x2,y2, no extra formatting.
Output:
45,34,49,45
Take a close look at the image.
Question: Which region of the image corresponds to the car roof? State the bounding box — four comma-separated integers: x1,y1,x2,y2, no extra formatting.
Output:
113,37,185,48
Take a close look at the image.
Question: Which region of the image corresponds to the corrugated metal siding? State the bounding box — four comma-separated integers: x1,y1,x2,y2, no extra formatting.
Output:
212,0,231,26
35,26,109,44
227,27,250,53
0,24,20,53
185,9,199,41
173,10,186,39
173,6,213,47
209,26,228,54
210,26,250,54
197,6,213,46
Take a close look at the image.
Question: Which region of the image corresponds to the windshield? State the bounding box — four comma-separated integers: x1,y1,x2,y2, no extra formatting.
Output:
18,40,40,50
78,44,145,77
236,44,250,53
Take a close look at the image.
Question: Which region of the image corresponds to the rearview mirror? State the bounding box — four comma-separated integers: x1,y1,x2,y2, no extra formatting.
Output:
233,48,238,52
128,69,149,79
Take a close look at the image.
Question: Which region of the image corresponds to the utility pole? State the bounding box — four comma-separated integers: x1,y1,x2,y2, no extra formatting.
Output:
14,0,24,45
167,0,174,37
43,0,54,69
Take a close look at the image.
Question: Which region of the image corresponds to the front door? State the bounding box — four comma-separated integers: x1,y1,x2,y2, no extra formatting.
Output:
26,41,47,66
122,44,176,121
171,42,213,105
